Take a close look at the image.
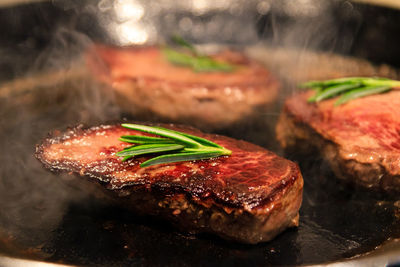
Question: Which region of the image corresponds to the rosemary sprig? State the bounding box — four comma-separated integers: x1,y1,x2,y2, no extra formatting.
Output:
117,124,232,167
163,48,235,72
171,35,198,55
162,36,236,72
302,77,400,106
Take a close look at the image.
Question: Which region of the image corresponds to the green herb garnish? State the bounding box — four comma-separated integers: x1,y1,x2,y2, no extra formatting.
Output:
162,36,235,72
301,77,400,106
171,35,198,55
117,124,232,167
163,48,235,72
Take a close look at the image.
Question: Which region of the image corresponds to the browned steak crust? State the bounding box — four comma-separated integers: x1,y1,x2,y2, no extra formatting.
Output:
277,91,400,193
36,123,303,244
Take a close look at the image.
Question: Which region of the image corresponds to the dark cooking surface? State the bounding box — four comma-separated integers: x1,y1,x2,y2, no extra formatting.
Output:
0,65,399,266
0,0,400,266
39,186,400,266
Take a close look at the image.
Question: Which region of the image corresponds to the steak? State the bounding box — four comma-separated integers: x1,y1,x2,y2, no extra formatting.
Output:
86,45,279,130
277,90,400,193
35,123,303,244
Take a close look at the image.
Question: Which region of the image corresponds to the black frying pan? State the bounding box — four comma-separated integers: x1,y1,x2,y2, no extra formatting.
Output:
0,1,399,266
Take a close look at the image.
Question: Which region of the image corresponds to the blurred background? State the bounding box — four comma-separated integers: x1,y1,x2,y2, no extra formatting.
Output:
0,0,400,82
0,1,399,266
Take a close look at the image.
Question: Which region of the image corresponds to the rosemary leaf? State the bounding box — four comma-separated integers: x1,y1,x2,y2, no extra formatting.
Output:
122,156,133,162
162,48,235,72
171,35,197,55
122,145,135,151
334,86,391,106
307,87,322,102
301,77,360,88
192,56,235,72
117,143,184,157
300,81,326,89
154,126,223,149
164,48,193,66
141,151,224,167
119,135,172,144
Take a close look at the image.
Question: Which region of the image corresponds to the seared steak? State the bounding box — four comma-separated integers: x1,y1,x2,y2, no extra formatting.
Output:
86,45,279,130
36,123,303,244
277,90,400,193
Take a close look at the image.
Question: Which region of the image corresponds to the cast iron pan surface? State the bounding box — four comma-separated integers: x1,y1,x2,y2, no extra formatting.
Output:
0,1,399,266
